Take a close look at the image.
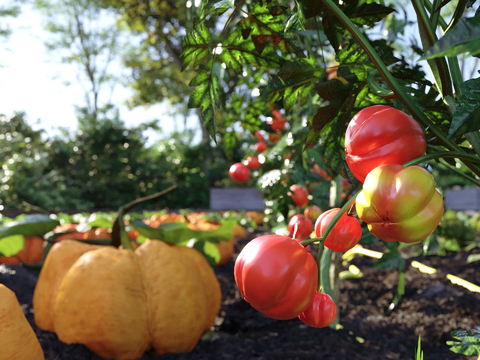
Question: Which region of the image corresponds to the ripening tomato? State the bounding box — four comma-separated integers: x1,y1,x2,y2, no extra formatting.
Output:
304,205,322,221
234,235,318,320
288,215,314,240
255,141,268,153
229,163,250,183
356,164,444,244
315,208,362,252
288,185,309,208
268,131,282,143
311,164,332,181
245,156,261,169
298,292,337,328
344,105,426,183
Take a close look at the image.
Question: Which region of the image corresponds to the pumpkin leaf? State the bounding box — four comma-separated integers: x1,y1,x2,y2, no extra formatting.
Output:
420,15,480,60
87,218,114,229
0,214,59,239
130,219,236,244
0,235,25,257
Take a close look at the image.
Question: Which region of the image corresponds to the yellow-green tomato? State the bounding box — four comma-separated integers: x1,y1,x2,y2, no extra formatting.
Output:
356,164,444,244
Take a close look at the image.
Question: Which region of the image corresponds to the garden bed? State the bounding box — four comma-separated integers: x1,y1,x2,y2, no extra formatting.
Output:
1,228,479,360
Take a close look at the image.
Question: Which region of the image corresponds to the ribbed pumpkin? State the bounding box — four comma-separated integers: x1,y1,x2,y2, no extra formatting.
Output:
0,236,44,265
0,284,45,360
33,239,221,360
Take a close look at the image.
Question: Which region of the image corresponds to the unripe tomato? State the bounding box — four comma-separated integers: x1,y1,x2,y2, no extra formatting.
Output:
234,235,318,320
298,292,337,328
304,205,322,221
255,141,268,153
356,164,444,244
315,208,362,252
267,117,286,132
288,185,309,208
229,163,250,183
245,156,261,169
288,215,313,240
345,105,426,183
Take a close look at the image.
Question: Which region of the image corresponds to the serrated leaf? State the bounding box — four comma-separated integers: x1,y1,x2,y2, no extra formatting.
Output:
420,15,480,60
284,0,306,32
447,327,480,357
188,70,220,139
0,235,25,257
346,3,395,27
448,77,480,139
210,0,236,16
0,214,59,239
180,18,211,71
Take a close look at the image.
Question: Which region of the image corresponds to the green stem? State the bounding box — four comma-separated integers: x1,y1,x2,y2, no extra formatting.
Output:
403,151,480,167
439,159,480,187
321,0,480,177
411,0,452,97
444,0,468,33
112,185,178,249
316,241,324,292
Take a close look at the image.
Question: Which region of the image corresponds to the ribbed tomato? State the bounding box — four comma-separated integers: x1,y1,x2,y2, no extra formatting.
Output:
234,235,318,320
298,292,337,328
344,105,426,183
288,215,313,240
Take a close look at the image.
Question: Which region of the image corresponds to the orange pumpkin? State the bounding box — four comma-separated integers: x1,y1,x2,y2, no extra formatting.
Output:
0,236,44,265
33,239,221,359
0,284,45,360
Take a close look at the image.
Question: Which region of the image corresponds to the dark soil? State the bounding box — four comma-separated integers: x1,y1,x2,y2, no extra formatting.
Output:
2,228,479,360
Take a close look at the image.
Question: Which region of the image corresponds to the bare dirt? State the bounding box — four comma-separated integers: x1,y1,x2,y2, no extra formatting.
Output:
1,228,479,360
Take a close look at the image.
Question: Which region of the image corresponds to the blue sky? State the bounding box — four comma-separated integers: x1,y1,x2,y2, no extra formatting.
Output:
0,2,200,146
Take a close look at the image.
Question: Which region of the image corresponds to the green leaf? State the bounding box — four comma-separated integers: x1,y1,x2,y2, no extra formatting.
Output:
420,15,480,60
188,240,221,266
372,242,406,271
0,235,25,257
180,18,211,71
448,77,480,139
447,327,480,357
188,70,220,139
0,214,59,239
130,219,236,245
87,218,114,229
345,3,395,27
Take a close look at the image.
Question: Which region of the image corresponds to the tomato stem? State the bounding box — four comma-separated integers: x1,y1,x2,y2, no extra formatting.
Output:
403,151,480,167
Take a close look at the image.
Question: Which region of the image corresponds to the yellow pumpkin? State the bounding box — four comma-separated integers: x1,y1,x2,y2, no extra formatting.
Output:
33,239,221,360
0,284,45,360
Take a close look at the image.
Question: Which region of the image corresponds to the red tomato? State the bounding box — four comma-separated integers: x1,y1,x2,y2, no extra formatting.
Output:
288,185,309,208
254,131,264,142
315,208,362,252
345,105,426,183
288,215,313,240
356,164,444,243
234,235,318,320
245,156,261,169
267,117,286,132
304,205,322,221
255,141,268,153
229,163,250,183
298,292,337,328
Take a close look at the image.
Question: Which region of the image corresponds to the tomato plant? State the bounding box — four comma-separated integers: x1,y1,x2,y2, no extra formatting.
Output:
344,105,427,183
234,235,318,320
288,214,313,240
229,163,250,183
315,208,362,252
298,292,337,328
356,164,444,244
288,185,309,208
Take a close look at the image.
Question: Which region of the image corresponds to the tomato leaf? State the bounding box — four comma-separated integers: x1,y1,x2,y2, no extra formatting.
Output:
372,242,406,272
420,15,480,60
0,214,59,239
447,327,480,357
345,3,394,27
180,18,211,72
0,235,25,257
447,77,480,139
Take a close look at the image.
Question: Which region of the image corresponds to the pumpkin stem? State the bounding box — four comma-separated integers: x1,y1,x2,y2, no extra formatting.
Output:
112,185,178,249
